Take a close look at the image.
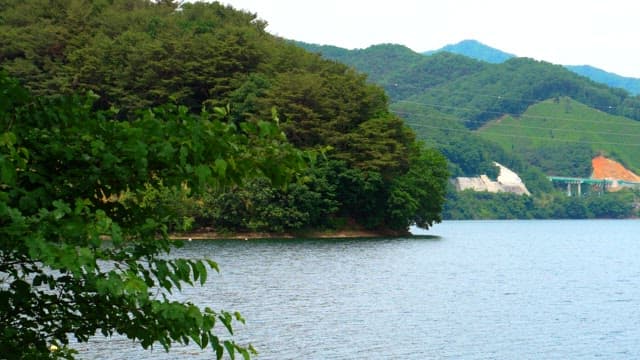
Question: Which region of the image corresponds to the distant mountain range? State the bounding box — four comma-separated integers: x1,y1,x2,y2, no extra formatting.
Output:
295,39,640,178
295,38,640,218
423,39,515,64
426,40,640,95
563,65,640,95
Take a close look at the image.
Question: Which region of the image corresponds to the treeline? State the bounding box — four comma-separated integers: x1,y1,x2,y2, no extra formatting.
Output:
298,42,486,102
391,102,555,195
301,40,640,219
444,189,637,220
299,43,640,128
566,65,640,96
0,71,299,357
299,42,621,181
0,0,449,232
413,57,640,129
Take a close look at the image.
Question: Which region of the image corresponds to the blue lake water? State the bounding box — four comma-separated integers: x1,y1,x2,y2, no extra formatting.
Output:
78,220,640,359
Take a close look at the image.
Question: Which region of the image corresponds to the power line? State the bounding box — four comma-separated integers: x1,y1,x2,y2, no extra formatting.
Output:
388,93,640,147
393,109,640,139
393,99,640,127
395,86,640,114
403,122,640,147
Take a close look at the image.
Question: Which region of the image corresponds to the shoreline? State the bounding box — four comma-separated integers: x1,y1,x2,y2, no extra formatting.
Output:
171,228,412,240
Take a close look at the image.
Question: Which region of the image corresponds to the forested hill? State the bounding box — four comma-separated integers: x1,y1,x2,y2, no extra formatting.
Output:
478,97,640,175
422,39,640,96
0,0,450,233
407,57,640,130
296,42,487,101
297,39,640,205
565,65,640,96
423,39,515,63
297,42,640,129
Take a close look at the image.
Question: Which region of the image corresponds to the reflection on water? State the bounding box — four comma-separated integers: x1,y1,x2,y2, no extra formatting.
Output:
78,220,640,359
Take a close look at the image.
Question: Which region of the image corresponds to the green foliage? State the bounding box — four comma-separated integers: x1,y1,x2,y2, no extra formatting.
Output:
0,0,450,233
300,41,640,126
444,189,637,220
392,102,510,178
297,42,487,102
0,2,456,356
303,42,640,172
522,144,594,178
340,115,414,176
135,182,198,233
194,149,447,234
332,162,387,229
257,65,405,176
0,74,308,358
1,0,268,114
214,154,449,233
386,146,449,229
406,57,640,128
305,40,640,220
479,98,640,174
424,40,640,96
444,190,534,220
584,191,636,218
196,173,339,233
517,166,554,194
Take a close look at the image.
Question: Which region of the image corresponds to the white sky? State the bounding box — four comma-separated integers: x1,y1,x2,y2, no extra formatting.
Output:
219,0,640,78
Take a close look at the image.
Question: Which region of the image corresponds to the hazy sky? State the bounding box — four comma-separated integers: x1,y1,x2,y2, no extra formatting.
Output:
219,0,640,78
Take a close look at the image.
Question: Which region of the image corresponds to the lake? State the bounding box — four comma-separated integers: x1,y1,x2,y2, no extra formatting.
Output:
78,220,640,359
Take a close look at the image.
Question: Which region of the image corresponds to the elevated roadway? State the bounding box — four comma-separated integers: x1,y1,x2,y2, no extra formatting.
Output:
548,176,640,196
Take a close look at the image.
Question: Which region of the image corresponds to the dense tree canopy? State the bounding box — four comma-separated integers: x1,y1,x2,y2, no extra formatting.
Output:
0,0,450,234
444,188,637,220
0,72,313,358
296,42,488,102
410,57,640,129
0,0,269,113
301,42,640,126
304,38,640,219
0,1,454,356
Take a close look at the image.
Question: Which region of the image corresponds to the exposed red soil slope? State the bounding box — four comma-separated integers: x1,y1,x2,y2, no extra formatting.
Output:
591,155,640,182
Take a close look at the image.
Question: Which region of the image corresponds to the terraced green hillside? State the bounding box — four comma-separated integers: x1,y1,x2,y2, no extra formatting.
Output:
478,97,640,175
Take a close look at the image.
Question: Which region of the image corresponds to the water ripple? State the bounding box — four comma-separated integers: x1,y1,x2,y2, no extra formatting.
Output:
78,220,640,359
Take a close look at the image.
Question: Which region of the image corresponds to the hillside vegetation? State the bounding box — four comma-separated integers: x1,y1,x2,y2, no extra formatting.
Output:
1,1,454,358
423,39,640,96
405,57,640,129
299,42,640,126
299,40,640,220
297,42,487,101
300,41,640,176
479,98,640,175
0,0,450,234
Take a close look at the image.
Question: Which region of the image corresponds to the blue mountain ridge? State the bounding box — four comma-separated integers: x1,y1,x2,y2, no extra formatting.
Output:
425,39,640,95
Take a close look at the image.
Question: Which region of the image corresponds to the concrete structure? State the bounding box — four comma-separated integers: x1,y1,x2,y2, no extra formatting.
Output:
453,162,530,195
548,176,640,196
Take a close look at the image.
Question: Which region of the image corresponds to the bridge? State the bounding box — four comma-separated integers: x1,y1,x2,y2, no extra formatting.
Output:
548,176,640,196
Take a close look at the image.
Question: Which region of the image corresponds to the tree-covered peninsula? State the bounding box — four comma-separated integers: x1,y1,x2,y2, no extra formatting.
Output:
0,0,449,234
0,1,449,358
